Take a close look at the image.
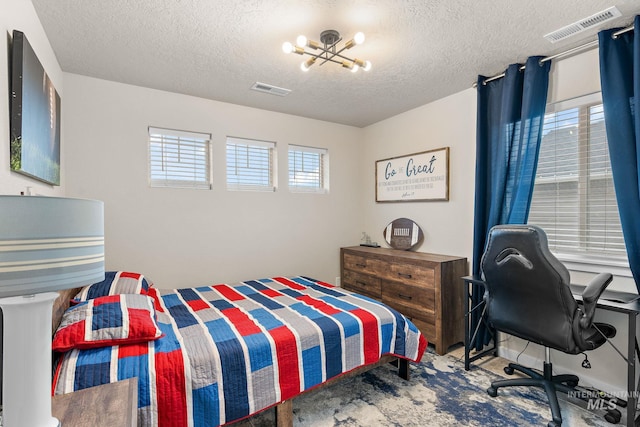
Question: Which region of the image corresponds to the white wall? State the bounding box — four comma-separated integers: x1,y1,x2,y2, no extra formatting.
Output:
1,0,65,196
63,74,363,288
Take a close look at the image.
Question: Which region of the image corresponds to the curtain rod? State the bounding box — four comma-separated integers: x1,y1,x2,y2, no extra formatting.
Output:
474,23,635,87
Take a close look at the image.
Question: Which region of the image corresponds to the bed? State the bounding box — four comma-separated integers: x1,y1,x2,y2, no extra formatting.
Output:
51,272,427,427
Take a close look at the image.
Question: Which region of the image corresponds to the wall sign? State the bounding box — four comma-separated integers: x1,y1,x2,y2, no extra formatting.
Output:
375,147,449,202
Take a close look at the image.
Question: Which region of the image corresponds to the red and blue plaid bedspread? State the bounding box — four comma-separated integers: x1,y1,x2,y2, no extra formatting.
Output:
52,276,427,426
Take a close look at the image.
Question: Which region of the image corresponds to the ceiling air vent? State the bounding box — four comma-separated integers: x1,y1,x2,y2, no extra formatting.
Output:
250,82,291,97
544,6,622,43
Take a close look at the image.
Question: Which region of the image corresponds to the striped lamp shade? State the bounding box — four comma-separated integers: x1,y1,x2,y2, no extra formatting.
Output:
0,196,105,297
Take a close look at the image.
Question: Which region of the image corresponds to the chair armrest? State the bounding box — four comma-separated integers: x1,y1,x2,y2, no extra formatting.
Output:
579,272,613,329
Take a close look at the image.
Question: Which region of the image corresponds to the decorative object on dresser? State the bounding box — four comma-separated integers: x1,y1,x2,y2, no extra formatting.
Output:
383,217,424,250
340,246,467,355
0,196,104,427
360,232,380,248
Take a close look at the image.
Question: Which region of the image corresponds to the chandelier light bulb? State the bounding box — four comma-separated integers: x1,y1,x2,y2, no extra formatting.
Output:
296,35,308,47
354,59,372,72
345,31,365,49
282,42,293,54
351,64,359,73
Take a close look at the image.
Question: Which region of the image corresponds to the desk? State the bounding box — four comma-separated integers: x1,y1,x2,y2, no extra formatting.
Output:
462,275,640,427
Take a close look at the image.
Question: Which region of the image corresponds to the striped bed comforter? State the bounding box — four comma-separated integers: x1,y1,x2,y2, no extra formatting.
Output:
52,276,427,426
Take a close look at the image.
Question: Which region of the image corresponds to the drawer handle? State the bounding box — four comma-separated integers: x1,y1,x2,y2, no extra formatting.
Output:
397,294,413,301
356,263,367,268
356,281,367,287
398,273,412,279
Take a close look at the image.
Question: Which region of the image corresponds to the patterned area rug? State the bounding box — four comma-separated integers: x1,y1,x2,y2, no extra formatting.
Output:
235,350,613,426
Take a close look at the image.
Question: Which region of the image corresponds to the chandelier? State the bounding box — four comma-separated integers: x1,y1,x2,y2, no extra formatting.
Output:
282,30,372,73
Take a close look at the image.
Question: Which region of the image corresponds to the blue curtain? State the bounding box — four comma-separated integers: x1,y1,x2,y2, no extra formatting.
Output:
598,17,640,293
471,56,551,349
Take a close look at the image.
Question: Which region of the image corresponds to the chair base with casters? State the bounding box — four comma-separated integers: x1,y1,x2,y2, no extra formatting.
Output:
487,346,621,427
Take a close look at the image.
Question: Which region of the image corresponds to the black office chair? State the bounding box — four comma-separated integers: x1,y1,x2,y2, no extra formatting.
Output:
480,224,617,427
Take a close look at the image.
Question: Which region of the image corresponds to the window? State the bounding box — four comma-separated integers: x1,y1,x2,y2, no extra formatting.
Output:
226,137,276,191
288,145,329,193
148,127,211,189
528,93,628,272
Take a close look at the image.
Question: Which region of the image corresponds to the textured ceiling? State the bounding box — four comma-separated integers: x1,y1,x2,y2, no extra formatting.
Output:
31,0,640,128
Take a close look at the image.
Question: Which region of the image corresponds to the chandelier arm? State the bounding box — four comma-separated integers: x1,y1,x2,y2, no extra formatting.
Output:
301,50,343,67
334,45,349,55
317,56,344,66
327,46,356,64
315,46,356,66
323,36,342,52
318,52,356,66
331,52,356,62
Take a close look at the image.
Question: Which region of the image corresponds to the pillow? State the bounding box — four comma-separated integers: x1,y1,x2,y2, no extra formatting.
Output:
52,294,162,352
74,271,153,301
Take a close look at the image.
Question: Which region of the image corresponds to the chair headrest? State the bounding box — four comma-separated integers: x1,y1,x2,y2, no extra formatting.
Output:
481,224,570,286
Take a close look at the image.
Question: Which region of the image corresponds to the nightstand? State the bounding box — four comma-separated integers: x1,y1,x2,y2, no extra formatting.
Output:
52,378,137,426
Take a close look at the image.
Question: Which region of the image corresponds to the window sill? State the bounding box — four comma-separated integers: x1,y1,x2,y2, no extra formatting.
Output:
289,189,328,194
226,186,277,192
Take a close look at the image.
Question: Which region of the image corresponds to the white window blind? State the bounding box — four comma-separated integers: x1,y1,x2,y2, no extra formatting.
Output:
226,137,276,191
148,127,211,189
288,145,329,193
528,93,628,270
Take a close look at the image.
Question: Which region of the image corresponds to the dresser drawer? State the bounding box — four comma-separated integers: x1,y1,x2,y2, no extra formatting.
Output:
407,317,436,342
381,281,435,313
343,253,387,276
342,270,381,298
382,295,435,322
381,263,435,289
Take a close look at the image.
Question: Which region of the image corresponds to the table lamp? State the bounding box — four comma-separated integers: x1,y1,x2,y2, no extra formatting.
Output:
0,196,104,427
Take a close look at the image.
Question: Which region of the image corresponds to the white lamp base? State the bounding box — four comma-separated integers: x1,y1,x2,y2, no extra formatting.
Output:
0,293,61,427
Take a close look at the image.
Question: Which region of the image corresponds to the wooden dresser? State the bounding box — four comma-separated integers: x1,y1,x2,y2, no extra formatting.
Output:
340,246,468,355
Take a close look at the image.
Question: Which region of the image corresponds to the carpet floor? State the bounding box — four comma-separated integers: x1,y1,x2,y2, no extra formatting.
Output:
234,348,616,426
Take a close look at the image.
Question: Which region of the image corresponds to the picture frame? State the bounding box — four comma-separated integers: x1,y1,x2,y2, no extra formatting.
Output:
10,30,61,186
375,147,449,202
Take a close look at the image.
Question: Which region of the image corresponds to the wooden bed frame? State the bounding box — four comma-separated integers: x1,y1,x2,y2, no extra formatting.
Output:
52,288,410,427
